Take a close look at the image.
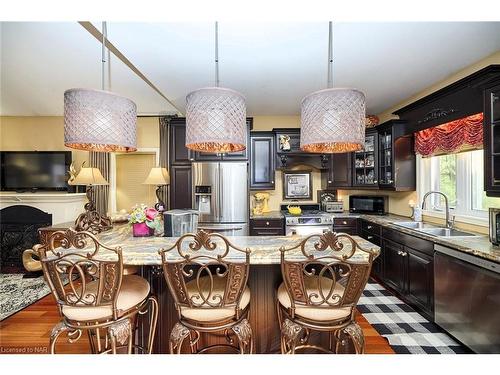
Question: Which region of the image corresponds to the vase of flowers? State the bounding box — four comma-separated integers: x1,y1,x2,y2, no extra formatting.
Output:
128,204,162,237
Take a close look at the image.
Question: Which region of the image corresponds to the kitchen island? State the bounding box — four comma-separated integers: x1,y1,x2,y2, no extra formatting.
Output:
54,224,379,354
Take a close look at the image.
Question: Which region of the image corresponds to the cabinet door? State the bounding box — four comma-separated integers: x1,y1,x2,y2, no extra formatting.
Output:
378,128,394,188
327,152,352,188
382,238,406,294
484,84,500,196
406,248,434,318
353,130,379,187
170,165,192,209
170,121,193,164
250,133,275,190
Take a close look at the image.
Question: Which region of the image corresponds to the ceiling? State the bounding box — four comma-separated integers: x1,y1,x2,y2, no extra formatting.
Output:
1,21,500,116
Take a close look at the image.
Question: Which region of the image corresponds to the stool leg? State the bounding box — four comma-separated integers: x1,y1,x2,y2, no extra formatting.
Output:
49,322,68,354
147,296,159,354
232,319,252,354
343,322,365,354
281,319,303,355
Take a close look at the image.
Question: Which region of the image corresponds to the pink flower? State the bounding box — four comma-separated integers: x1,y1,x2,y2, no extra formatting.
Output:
145,208,158,221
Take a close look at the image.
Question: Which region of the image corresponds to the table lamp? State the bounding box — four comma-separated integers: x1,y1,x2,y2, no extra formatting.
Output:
72,167,112,233
143,167,170,212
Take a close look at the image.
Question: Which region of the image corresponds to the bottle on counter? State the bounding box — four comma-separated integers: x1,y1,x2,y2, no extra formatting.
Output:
413,206,422,222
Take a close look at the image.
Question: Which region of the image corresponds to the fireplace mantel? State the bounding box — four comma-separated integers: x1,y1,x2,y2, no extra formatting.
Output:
0,192,86,225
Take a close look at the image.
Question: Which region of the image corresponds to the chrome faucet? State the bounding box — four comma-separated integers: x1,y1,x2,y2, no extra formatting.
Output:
421,191,455,229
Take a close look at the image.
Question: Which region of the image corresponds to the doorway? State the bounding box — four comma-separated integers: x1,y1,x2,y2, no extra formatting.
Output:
115,152,157,212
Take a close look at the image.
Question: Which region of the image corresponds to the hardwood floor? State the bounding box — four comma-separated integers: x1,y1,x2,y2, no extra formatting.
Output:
0,293,394,354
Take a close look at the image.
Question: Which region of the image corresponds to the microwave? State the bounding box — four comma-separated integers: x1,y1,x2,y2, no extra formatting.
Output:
490,208,500,246
349,195,388,215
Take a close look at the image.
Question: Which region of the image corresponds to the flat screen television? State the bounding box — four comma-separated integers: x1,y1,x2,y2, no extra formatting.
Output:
0,151,72,192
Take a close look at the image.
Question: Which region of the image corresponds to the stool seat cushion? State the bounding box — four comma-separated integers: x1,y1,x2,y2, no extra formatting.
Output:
278,277,352,322
62,275,150,321
180,276,250,322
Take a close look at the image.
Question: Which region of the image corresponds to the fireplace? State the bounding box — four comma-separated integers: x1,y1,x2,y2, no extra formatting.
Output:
0,205,52,273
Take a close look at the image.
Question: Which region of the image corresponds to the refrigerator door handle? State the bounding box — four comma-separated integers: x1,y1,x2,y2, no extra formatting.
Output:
220,164,223,222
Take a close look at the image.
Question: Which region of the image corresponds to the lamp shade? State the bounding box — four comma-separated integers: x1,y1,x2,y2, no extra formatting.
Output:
185,87,247,152
72,167,109,186
143,167,170,185
64,88,137,152
300,88,366,153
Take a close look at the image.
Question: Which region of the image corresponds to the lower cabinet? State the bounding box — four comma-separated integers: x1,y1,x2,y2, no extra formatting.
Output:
333,218,358,235
379,228,434,320
250,218,284,236
170,165,192,209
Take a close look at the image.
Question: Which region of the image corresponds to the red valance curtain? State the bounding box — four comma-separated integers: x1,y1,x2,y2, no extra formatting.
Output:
414,113,484,157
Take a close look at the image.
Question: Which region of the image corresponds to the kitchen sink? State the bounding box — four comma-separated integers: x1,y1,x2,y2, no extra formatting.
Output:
393,221,478,237
419,228,477,237
393,221,434,230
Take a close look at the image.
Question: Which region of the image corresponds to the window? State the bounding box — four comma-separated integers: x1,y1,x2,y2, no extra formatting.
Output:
419,149,500,222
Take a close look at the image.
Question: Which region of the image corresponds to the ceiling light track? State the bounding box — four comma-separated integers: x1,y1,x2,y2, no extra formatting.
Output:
78,21,182,115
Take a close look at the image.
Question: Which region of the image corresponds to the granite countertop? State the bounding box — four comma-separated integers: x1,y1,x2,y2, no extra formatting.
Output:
334,212,500,264
59,224,379,266
249,211,284,220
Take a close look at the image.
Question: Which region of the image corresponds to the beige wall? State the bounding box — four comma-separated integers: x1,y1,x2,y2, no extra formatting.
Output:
377,51,500,124
0,116,160,169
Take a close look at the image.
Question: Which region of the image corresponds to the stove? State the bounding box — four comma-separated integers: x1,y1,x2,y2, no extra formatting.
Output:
280,204,333,236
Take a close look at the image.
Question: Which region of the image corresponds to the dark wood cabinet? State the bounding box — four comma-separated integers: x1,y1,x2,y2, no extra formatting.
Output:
333,218,358,235
250,218,284,236
170,165,192,209
169,119,193,164
324,152,352,188
250,132,275,190
353,129,378,188
382,238,406,294
484,83,500,197
406,248,434,317
377,120,416,191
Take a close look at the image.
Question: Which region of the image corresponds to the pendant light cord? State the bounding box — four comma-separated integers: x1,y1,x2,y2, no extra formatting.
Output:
101,21,110,91
327,21,333,89
215,21,219,87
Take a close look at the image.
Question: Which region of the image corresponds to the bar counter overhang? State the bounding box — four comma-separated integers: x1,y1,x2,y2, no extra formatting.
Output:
48,224,379,354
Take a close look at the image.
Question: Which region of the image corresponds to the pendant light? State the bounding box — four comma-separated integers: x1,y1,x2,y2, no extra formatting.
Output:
64,22,137,153
300,22,366,153
185,22,247,153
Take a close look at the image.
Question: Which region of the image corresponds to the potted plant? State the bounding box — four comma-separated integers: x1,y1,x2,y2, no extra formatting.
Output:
128,204,162,237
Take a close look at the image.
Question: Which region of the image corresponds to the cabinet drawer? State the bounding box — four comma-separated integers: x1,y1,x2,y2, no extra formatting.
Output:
360,220,381,236
382,227,434,257
250,228,284,236
334,226,357,235
333,218,357,227
360,230,380,246
250,218,283,229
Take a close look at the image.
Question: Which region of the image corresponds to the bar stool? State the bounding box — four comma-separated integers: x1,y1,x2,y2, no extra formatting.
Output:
159,230,253,354
277,231,378,354
37,228,158,354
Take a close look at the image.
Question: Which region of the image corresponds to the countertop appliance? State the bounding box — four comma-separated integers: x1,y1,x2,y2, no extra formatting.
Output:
192,162,249,236
349,195,387,215
281,204,333,236
163,209,198,237
489,208,500,246
318,190,343,213
434,244,500,353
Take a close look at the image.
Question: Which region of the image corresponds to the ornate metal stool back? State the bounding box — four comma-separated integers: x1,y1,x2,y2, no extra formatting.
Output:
280,231,377,319
37,227,124,320
159,230,251,321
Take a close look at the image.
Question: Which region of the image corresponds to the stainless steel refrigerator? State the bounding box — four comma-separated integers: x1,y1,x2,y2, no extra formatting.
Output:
192,162,249,236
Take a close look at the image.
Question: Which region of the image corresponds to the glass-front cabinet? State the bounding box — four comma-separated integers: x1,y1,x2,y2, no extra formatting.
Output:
353,129,378,187
379,128,393,186
485,84,500,196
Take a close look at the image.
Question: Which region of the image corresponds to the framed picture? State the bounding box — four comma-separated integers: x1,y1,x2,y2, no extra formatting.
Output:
283,170,312,200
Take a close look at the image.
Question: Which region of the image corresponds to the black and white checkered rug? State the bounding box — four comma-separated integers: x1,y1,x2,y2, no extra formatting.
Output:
358,281,471,354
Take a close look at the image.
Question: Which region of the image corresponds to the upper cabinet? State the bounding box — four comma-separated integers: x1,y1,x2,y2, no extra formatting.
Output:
324,152,352,189
377,120,416,191
484,83,500,197
353,129,379,188
170,118,193,164
250,132,275,190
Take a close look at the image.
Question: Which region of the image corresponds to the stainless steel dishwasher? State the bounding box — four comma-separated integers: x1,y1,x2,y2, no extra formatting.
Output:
434,244,500,353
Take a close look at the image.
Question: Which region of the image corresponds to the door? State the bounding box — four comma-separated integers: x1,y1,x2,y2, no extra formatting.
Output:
115,153,156,211
219,162,248,223
170,165,192,209
328,152,352,188
382,238,406,294
250,133,275,190
407,247,434,317
353,130,379,187
192,162,219,223
484,84,500,196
